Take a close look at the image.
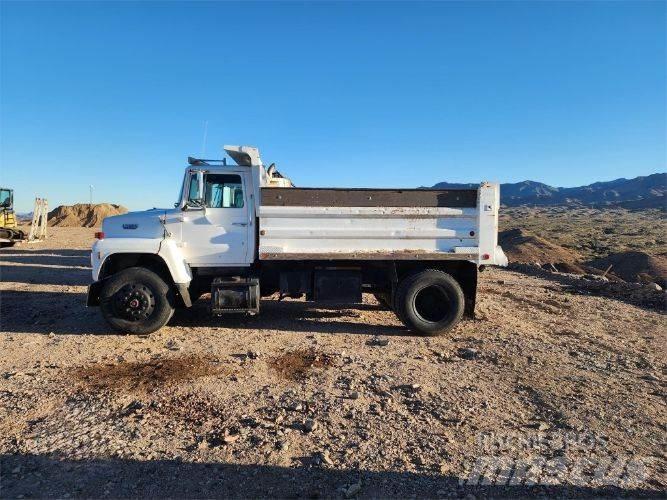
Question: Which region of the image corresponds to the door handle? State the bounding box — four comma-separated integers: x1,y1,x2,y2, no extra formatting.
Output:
232,222,248,227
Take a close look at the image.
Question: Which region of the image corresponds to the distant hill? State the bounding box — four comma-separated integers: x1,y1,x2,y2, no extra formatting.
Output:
431,173,666,209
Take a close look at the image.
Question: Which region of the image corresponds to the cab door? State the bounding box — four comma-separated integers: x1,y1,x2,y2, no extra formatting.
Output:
180,170,251,266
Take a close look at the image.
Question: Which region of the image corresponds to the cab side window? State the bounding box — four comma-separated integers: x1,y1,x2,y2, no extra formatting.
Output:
205,174,244,208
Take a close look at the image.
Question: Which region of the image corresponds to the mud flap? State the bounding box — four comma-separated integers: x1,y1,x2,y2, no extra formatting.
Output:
459,264,478,318
87,281,103,307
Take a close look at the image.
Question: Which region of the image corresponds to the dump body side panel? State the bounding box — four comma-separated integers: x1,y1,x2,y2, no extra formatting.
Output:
258,187,494,263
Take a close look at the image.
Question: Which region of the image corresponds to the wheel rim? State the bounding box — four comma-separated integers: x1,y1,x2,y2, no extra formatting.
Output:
412,284,451,323
112,283,156,322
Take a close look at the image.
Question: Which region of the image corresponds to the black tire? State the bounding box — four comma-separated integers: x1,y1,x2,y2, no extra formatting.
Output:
99,267,175,334
373,292,392,310
394,269,465,336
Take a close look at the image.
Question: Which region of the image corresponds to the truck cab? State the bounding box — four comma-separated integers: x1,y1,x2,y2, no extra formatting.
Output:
177,165,255,266
88,145,506,336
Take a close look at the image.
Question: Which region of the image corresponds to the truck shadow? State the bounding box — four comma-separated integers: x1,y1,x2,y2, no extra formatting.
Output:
0,249,91,286
0,290,407,337
171,298,410,337
2,453,658,499
0,264,91,286
0,290,112,335
0,248,88,256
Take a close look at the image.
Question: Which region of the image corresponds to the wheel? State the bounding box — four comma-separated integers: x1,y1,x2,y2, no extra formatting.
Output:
373,292,392,310
394,269,465,336
99,267,175,334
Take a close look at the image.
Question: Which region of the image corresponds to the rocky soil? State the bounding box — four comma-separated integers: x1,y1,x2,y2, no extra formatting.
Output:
1,228,665,498
500,206,666,260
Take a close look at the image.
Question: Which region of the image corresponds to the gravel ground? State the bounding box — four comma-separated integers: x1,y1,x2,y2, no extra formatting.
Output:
0,228,665,498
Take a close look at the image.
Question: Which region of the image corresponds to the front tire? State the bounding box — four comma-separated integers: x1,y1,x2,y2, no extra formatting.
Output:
395,269,465,336
99,267,175,334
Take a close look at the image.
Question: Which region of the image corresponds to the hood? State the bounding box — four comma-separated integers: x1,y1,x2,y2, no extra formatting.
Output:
102,208,170,239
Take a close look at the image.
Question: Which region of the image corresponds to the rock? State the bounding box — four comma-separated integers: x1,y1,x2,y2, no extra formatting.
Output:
320,450,334,465
222,433,239,444
645,282,662,291
303,419,318,432
348,391,359,400
277,440,289,451
457,348,478,360
369,403,383,415
538,422,549,431
165,339,181,351
205,429,240,447
367,336,389,347
345,481,362,498
119,400,143,417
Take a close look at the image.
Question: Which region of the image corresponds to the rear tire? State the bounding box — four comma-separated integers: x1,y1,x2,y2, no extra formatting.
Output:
99,267,175,334
394,269,464,336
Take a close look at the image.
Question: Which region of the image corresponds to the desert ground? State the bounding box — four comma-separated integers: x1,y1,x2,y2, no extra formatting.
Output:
1,218,666,498
500,206,667,261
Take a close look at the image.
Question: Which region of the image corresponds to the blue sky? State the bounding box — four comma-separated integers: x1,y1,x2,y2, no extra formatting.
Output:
1,1,665,212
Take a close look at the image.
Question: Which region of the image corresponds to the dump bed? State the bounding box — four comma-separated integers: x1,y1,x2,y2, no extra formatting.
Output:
257,183,507,266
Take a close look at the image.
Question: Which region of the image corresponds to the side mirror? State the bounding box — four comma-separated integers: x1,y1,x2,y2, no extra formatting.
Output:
184,200,206,211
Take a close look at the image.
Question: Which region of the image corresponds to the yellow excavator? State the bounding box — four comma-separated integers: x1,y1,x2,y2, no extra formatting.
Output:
0,187,25,247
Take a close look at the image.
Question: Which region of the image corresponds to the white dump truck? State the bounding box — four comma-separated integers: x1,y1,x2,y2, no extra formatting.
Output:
88,145,507,335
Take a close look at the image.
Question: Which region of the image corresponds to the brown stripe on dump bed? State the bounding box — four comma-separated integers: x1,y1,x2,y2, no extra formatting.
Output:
261,188,478,207
259,251,478,261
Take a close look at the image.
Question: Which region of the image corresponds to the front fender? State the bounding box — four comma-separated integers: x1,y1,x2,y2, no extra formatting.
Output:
91,238,192,284
157,239,192,283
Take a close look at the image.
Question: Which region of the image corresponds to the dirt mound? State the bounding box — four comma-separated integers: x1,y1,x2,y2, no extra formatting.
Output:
588,251,667,287
268,349,335,381
499,228,584,269
48,203,127,227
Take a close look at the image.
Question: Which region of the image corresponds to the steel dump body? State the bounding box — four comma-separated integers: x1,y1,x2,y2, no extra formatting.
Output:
257,186,506,266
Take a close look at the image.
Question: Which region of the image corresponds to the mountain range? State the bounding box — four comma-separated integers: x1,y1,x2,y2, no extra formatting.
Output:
431,173,666,209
